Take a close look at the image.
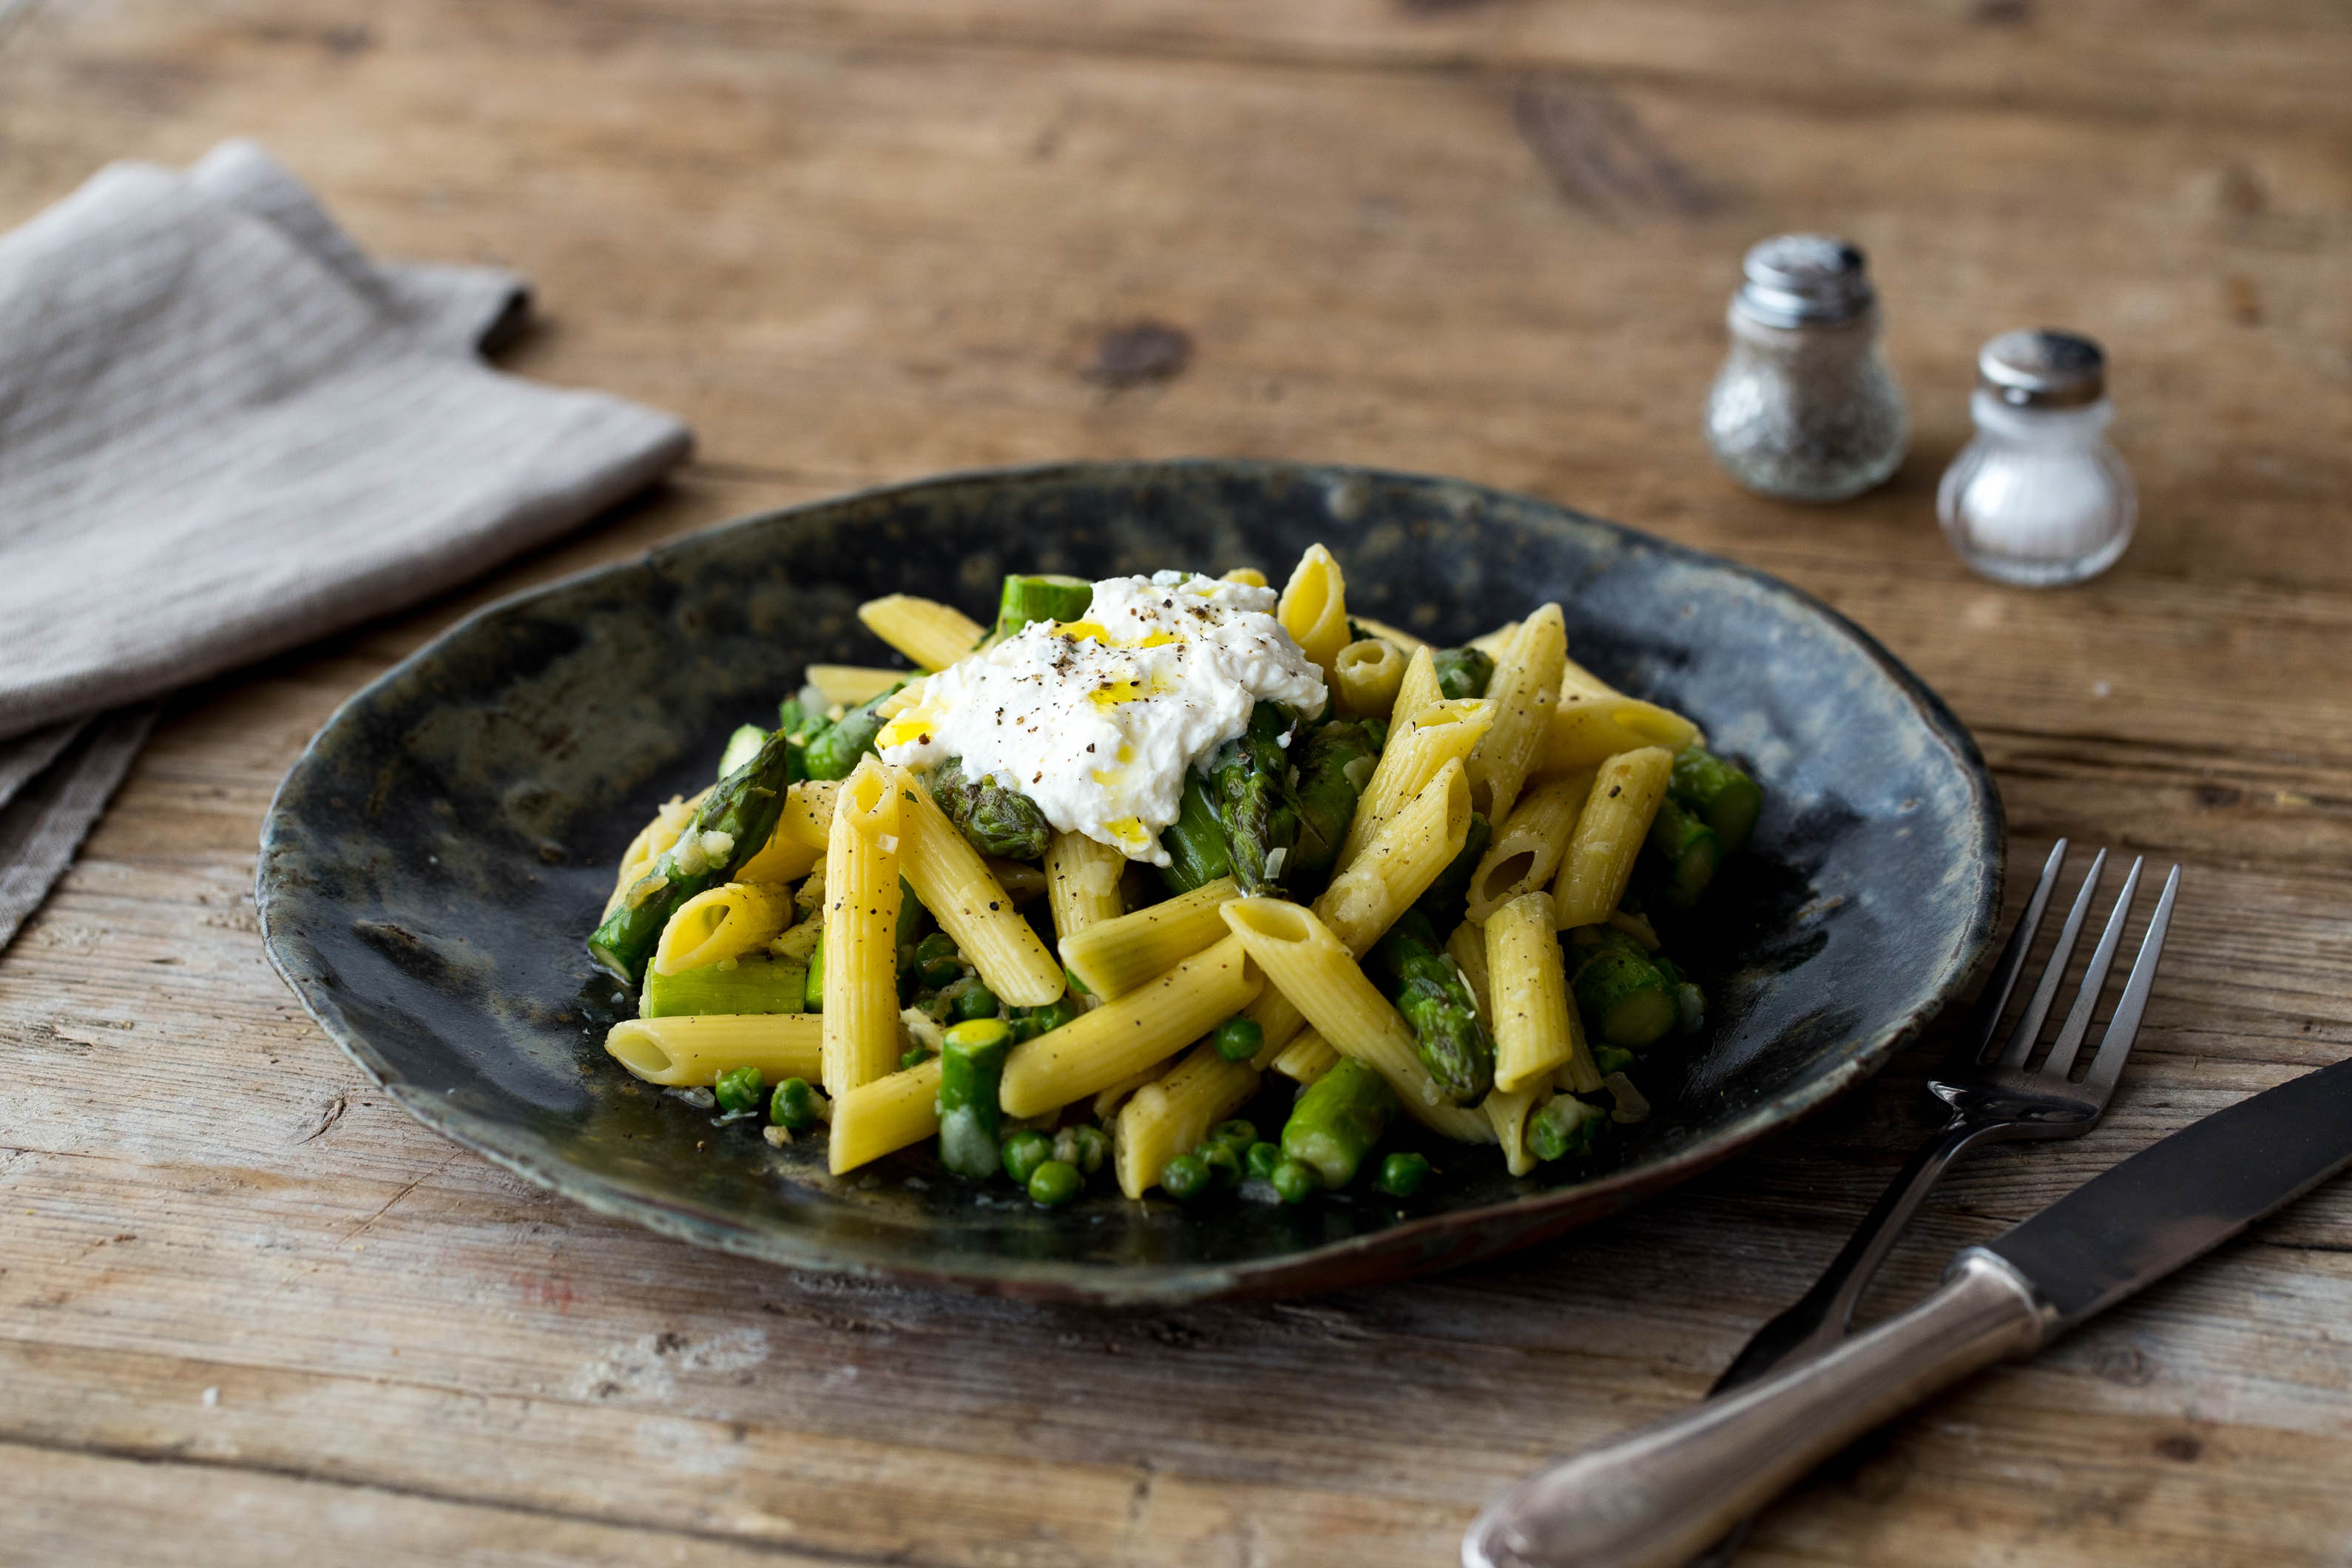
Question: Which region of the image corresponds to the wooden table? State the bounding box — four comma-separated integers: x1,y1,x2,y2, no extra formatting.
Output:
6,3,2350,1563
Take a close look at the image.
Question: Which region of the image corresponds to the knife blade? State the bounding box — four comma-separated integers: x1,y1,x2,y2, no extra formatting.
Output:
1464,1051,2352,1568
1981,1050,2352,1328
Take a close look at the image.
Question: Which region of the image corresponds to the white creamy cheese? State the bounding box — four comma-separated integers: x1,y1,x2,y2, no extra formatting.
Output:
875,572,1327,863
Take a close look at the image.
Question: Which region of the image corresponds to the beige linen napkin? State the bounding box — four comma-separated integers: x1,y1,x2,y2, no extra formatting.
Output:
0,141,692,949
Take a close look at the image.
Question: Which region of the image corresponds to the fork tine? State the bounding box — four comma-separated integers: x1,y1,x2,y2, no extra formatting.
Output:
1967,839,2068,1063
2078,864,2181,1103
2038,856,2143,1081
1996,847,2108,1069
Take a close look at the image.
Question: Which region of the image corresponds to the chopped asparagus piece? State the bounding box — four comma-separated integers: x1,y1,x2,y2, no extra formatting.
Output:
1668,745,1763,854
995,574,1095,641
1528,1093,1609,1161
1158,770,1234,894
1207,703,1302,896
1647,798,1723,909
1368,910,1496,1104
1279,1056,1399,1189
801,683,905,780
1432,646,1496,700
1291,720,1382,876
641,954,808,1017
936,1017,1013,1180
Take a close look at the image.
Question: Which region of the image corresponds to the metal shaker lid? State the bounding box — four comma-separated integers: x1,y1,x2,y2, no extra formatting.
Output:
1732,234,1876,328
1978,328,2106,409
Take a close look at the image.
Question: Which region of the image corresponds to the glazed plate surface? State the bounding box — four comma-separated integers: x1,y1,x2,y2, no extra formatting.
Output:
258,461,2001,1305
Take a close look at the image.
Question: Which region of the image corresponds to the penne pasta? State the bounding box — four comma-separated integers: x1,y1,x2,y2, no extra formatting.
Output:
1468,621,1519,658
652,881,794,975
857,594,986,672
1552,746,1675,930
1092,1057,1175,1122
820,757,905,1098
607,790,709,916
998,935,1260,1118
1333,638,1407,720
1270,1027,1340,1086
1277,543,1351,685
1044,828,1129,947
1061,876,1239,1000
1546,688,1702,774
1220,567,1268,589
899,777,1065,1007
1218,897,1488,1139
1314,760,1471,957
605,1013,825,1088
1334,697,1493,873
805,664,909,706
1484,1084,1547,1177
1464,768,1598,924
1467,603,1566,823
1351,615,1428,655
1244,987,1308,1070
1112,1041,1260,1198
1486,891,1581,1094
734,780,839,884
828,1057,944,1174
1388,643,1442,733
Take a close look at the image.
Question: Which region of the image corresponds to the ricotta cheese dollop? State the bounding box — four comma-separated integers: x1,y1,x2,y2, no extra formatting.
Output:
874,572,1327,864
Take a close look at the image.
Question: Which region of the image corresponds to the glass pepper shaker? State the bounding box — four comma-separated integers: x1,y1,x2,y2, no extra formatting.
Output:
1937,329,2135,587
1704,234,1908,503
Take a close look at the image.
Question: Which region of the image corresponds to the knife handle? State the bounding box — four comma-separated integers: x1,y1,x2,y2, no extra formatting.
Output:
1462,1252,2054,1568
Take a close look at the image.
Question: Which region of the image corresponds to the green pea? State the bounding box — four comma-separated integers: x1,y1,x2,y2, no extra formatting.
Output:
953,982,1001,1022
1197,1140,1241,1190
770,1078,822,1130
1027,1159,1082,1207
1211,1015,1264,1064
712,1065,764,1115
1160,1152,1212,1201
1212,1118,1257,1152
919,956,965,990
1270,1158,1319,1204
1592,1044,1637,1078
1244,1140,1282,1180
1375,1151,1431,1198
914,931,960,967
1001,1128,1054,1186
1055,1123,1109,1176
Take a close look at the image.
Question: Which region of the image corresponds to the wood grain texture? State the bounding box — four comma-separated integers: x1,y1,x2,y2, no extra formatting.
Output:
1,1,2349,1564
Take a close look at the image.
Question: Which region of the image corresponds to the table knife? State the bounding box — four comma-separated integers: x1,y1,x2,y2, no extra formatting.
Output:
1464,1051,2352,1568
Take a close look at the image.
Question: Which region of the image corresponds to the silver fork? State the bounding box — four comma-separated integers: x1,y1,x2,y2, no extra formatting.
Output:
1686,841,2180,1566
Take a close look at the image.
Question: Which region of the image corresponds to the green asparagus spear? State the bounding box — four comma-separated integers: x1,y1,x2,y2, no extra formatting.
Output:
1158,769,1234,894
1410,810,1491,935
1368,909,1496,1104
589,729,797,984
1208,702,1302,896
1668,745,1763,854
936,1017,1013,1180
1279,1057,1399,1189
718,723,769,780
1647,798,1724,909
1527,1093,1609,1161
928,757,1052,859
800,683,906,781
1569,930,1677,1050
1432,646,1496,700
641,955,809,1018
802,933,825,1012
994,573,1095,640
1290,720,1382,876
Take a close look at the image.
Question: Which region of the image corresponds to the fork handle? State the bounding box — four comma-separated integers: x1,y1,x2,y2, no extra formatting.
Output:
1711,1118,2011,1395
1461,1254,2052,1568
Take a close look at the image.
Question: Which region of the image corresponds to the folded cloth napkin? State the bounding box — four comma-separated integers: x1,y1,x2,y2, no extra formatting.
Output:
0,140,692,949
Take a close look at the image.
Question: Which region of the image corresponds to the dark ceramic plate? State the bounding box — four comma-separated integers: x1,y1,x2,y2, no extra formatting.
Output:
258,460,2001,1305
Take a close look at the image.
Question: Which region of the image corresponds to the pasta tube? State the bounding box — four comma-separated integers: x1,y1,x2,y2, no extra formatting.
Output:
1218,898,1490,1140
899,777,1064,1007
1464,769,1598,924
820,757,905,1097
1112,1041,1260,1199
1467,603,1565,823
856,594,985,672
1484,1084,1547,1177
1546,686,1702,775
1277,543,1351,685
605,1014,824,1088
1044,829,1126,943
1092,1058,1174,1122
1314,760,1471,958
1486,891,1586,1094
998,935,1260,1118
1388,644,1442,733
805,664,908,706
652,881,794,976
1552,746,1675,929
1270,1028,1340,1086
606,790,711,917
1333,638,1406,720
734,780,839,884
1468,621,1518,658
828,1056,944,1174
1220,566,1268,589
1447,920,1494,1022
1334,697,1493,873
1060,876,1239,1001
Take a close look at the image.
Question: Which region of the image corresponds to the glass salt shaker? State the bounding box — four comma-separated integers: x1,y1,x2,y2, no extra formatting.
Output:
1704,234,1908,502
1937,329,2135,587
